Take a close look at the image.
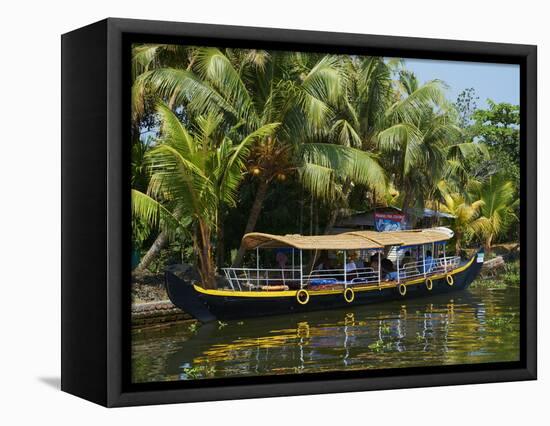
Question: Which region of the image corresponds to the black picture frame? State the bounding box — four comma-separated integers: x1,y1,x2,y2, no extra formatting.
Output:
61,17,537,407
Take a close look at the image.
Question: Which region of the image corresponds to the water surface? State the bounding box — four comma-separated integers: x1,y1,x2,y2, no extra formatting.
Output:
132,286,520,383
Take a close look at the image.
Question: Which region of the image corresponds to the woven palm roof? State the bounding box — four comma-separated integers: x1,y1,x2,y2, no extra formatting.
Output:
242,232,384,250
347,229,451,247
242,228,452,251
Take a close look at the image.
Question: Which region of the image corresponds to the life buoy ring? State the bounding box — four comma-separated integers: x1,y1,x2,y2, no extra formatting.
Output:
398,283,407,296
446,274,454,286
344,287,355,303
296,289,310,305
425,278,433,291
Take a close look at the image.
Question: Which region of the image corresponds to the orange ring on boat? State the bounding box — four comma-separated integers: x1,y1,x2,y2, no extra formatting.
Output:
425,278,433,291
446,274,454,286
344,287,355,303
296,289,310,305
398,283,407,296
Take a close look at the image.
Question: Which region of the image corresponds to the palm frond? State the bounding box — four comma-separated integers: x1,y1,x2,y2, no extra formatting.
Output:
131,189,191,240
300,143,386,193
194,47,260,128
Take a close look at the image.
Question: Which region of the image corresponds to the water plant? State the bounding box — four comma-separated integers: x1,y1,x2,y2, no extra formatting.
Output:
187,321,198,333
183,365,216,379
486,313,516,330
368,339,385,352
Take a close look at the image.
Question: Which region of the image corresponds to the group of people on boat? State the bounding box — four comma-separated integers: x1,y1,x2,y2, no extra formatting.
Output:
268,248,438,285
316,250,437,280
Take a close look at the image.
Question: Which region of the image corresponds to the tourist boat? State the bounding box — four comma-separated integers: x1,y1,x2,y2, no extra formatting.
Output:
165,227,484,322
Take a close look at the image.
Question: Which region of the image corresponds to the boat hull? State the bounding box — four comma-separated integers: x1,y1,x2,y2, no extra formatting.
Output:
166,251,484,322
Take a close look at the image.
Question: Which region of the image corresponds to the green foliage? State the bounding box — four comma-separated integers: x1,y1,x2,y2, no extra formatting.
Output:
469,100,520,187
130,45,521,276
455,88,479,129
473,174,518,249
132,102,279,286
472,100,519,161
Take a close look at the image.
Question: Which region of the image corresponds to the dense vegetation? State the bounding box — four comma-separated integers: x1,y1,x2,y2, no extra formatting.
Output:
130,45,520,287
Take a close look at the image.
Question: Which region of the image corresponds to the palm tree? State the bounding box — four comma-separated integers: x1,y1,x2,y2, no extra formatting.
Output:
132,102,279,287
134,48,387,267
472,174,518,254
377,71,464,221
296,56,393,232
437,183,484,254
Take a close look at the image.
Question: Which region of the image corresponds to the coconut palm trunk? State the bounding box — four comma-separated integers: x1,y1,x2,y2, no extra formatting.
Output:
134,231,169,273
232,179,269,267
134,205,183,273
196,221,216,289
324,209,339,235
216,213,225,268
485,234,493,258
455,230,463,256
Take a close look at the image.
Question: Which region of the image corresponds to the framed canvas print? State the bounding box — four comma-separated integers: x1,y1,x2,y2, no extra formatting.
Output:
61,18,537,407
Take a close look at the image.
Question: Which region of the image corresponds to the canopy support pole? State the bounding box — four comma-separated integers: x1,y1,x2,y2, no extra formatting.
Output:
256,248,260,288
378,251,381,288
443,243,447,273
423,245,426,278
292,248,295,281
432,242,435,275
300,249,303,289
396,247,400,283
343,250,347,286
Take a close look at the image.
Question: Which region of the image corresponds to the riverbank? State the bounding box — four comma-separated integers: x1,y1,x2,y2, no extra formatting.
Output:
470,243,520,289
132,268,197,328
132,271,167,304
471,259,520,289
132,300,193,327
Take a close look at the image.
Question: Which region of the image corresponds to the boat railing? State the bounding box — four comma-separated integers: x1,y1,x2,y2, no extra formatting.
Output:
399,256,461,280
306,267,379,286
222,267,302,291
221,256,461,291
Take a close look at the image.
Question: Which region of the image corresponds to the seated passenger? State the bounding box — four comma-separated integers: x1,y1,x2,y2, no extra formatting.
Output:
345,253,358,281
381,258,397,280
276,250,288,269
315,253,328,271
361,253,379,282
423,250,434,273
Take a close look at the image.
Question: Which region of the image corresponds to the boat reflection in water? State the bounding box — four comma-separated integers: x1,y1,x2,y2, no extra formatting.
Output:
132,286,520,383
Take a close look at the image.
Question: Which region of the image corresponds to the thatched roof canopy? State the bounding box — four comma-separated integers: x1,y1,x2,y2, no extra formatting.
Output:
347,229,451,247
242,228,452,251
242,232,384,250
